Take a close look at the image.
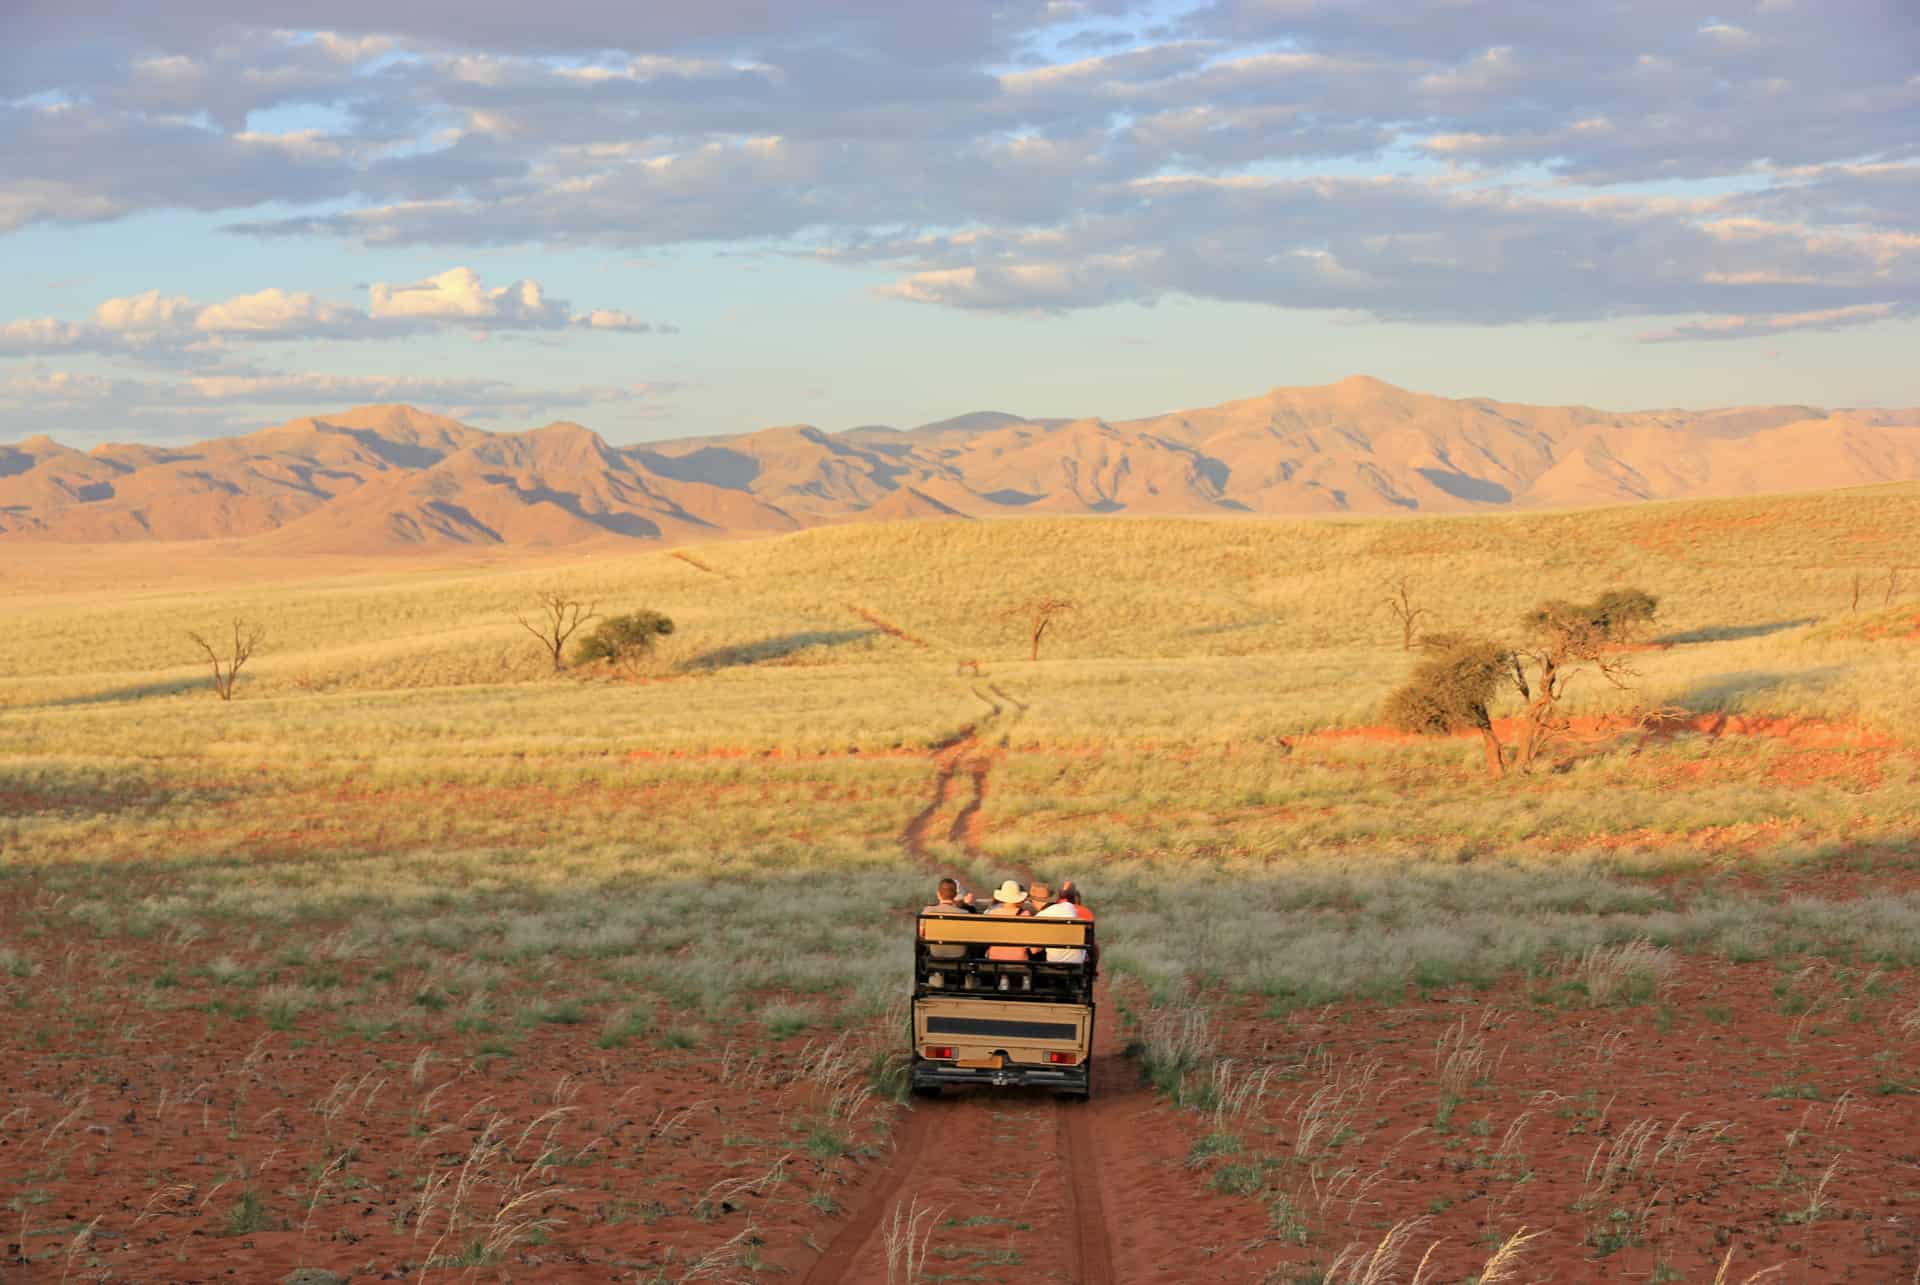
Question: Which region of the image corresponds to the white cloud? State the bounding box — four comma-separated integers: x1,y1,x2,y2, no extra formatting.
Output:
193,287,357,335
572,308,669,332
311,31,395,64
4,0,1916,343
853,173,1920,326
93,290,197,334
368,266,568,327
0,317,90,349
1637,301,1907,343
0,269,671,358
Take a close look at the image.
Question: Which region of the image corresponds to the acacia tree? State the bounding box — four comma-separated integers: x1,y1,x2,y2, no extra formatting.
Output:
1383,638,1516,778
187,618,265,701
1510,588,1659,770
1385,575,1429,650
575,609,675,676
1382,588,1660,779
517,590,597,672
1010,595,1077,661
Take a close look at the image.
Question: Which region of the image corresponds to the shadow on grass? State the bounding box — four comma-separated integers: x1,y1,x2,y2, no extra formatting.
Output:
681,629,880,672
1656,618,1820,645
1185,616,1285,638
0,761,178,816
1672,665,1847,709
18,675,213,710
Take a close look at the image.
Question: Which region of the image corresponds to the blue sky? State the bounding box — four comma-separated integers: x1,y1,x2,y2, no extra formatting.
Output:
2,0,1915,445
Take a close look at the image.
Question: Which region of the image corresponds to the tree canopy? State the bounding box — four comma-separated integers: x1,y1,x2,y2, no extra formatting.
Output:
575,610,675,671
1523,588,1660,662
1380,586,1662,778
1384,639,1515,737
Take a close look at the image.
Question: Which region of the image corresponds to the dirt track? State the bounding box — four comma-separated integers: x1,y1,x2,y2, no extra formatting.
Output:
802,989,1128,1284
812,684,1920,1282
807,678,1133,1283
900,683,1022,863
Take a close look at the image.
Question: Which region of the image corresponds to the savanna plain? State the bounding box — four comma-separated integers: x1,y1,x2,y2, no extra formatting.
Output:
5,488,1920,1283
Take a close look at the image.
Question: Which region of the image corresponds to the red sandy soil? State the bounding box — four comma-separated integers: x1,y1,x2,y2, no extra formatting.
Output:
1172,956,1920,1282
620,711,1907,765
759,950,1920,1283
798,984,1131,1285
11,947,1920,1281
0,977,902,1281
1305,711,1899,752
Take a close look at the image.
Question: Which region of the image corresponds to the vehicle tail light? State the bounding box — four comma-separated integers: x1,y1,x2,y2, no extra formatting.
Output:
1047,1051,1077,1065
924,1046,955,1060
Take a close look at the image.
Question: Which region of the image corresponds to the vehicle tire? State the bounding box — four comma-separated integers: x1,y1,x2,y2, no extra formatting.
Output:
1058,1062,1092,1102
910,1084,943,1100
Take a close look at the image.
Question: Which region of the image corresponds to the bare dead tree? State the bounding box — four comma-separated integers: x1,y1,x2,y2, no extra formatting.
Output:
1850,571,1863,613
516,590,598,672
1886,566,1902,608
187,619,265,701
1385,575,1429,650
1007,595,1077,661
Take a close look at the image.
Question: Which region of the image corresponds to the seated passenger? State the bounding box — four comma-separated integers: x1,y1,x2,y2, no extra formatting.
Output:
1037,883,1089,964
984,881,1030,961
921,878,971,962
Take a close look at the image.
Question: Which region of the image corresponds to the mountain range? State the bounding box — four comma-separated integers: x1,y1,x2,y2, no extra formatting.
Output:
4,376,1917,553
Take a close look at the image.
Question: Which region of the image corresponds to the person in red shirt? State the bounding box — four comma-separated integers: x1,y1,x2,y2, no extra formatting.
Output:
1057,880,1093,920
1037,881,1091,965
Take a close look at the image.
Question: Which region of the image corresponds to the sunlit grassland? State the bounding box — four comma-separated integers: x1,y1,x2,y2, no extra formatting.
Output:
4,486,1920,1053
6,481,1918,697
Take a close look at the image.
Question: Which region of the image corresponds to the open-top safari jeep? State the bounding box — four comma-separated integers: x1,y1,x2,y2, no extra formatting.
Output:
909,911,1098,1100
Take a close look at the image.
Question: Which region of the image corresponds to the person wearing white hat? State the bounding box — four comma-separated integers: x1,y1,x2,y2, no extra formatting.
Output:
985,880,1032,963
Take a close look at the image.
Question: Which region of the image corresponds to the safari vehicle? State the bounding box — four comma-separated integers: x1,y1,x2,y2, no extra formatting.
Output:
909,911,1097,1100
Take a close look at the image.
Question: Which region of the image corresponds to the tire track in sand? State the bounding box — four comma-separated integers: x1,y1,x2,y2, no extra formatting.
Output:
902,686,1006,865
806,676,1119,1283
668,549,731,578
1061,983,1123,1284
901,728,981,865
799,1103,940,1284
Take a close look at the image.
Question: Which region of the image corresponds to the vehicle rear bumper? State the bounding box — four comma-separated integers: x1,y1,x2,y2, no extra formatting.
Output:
910,1059,1089,1092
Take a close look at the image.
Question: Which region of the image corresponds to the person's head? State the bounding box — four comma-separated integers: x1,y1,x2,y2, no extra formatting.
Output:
1028,880,1053,906
936,878,958,903
1058,884,1080,905
992,879,1025,905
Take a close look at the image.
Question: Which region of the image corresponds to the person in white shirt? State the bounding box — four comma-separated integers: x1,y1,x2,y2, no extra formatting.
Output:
1035,891,1086,964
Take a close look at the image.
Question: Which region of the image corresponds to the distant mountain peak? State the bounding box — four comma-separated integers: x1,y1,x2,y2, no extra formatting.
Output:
910,410,1033,435
520,419,605,443
1329,374,1401,393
